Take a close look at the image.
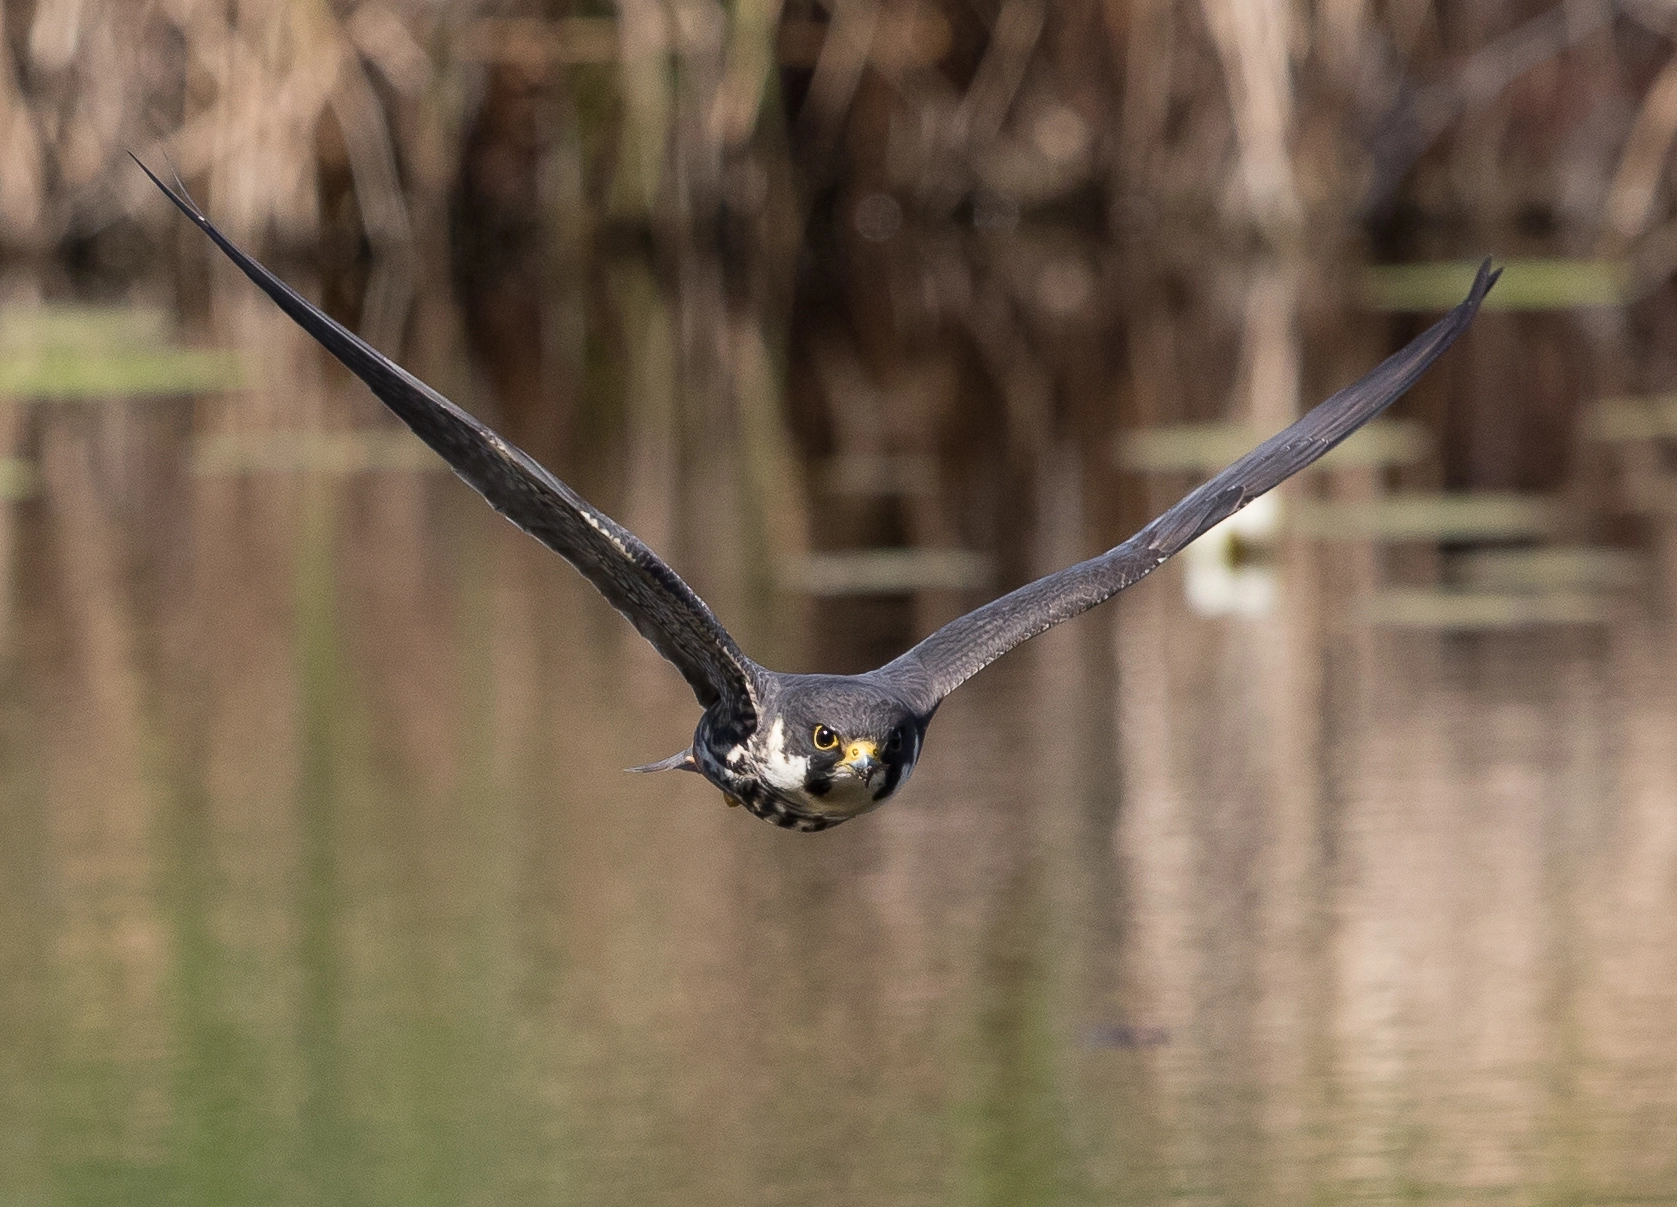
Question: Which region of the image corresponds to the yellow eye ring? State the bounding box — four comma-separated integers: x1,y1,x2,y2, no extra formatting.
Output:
812,724,839,750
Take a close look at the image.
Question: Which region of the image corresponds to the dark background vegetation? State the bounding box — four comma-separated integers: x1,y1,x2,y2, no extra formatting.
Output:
7,0,1675,506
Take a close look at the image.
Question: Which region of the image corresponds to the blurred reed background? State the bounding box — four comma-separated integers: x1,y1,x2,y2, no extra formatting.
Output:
8,0,1677,260
7,0,1677,495
7,2,1677,1205
0,0,1664,237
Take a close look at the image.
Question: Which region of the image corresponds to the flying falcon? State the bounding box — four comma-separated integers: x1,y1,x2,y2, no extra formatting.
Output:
141,160,1497,832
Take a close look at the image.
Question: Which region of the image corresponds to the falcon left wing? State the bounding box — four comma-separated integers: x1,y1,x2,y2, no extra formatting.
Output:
878,259,1499,713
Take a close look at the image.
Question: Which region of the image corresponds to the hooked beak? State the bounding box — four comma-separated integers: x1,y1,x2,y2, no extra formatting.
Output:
839,740,880,784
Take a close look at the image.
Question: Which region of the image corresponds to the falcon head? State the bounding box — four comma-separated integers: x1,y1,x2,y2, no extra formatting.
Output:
728,673,927,825
635,674,932,829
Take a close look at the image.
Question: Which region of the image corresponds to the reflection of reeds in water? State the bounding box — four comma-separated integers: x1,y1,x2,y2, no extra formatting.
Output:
1111,550,1677,1202
34,405,175,1172
8,204,1677,1203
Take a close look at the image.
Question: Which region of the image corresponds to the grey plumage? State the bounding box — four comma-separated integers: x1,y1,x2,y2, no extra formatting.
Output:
140,157,1496,831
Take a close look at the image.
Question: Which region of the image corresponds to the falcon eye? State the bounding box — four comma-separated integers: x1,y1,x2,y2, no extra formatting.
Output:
885,730,903,754
812,725,840,750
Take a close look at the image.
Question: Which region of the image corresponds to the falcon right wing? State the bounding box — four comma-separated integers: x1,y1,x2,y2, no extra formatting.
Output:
140,157,762,726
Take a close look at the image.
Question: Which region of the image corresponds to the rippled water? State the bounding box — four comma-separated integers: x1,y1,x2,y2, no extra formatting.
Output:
2,247,1675,1205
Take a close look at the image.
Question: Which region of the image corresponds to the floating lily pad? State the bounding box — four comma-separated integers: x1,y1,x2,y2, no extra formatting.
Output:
0,304,172,352
0,304,247,400
1368,588,1615,628
0,348,246,400
1292,493,1569,541
0,457,35,500
1119,419,1427,474
1582,393,1677,442
193,430,443,476
1365,259,1626,312
782,548,993,595
1450,546,1642,591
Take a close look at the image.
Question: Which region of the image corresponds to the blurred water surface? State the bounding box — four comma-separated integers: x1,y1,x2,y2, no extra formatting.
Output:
2,238,1677,1207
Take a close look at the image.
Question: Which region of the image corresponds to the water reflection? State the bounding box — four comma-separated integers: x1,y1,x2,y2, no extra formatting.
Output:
2,239,1676,1205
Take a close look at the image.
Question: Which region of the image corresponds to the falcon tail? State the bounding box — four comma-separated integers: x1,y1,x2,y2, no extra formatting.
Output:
627,750,700,774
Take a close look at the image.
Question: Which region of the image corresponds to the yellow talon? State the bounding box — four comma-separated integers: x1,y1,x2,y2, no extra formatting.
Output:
724,794,743,808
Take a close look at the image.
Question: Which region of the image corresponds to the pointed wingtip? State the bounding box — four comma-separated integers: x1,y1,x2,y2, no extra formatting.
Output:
129,149,164,193
131,149,205,222
1472,257,1501,303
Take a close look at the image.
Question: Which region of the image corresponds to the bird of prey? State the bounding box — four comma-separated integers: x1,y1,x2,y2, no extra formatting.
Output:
140,159,1497,832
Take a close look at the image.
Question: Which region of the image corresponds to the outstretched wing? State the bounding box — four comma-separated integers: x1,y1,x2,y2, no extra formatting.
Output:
138,156,760,722
879,259,1499,712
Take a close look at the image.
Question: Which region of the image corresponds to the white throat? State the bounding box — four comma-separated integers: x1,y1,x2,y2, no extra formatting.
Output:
756,718,810,793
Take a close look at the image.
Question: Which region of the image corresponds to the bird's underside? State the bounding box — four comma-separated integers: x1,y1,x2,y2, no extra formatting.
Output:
140,157,1498,831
